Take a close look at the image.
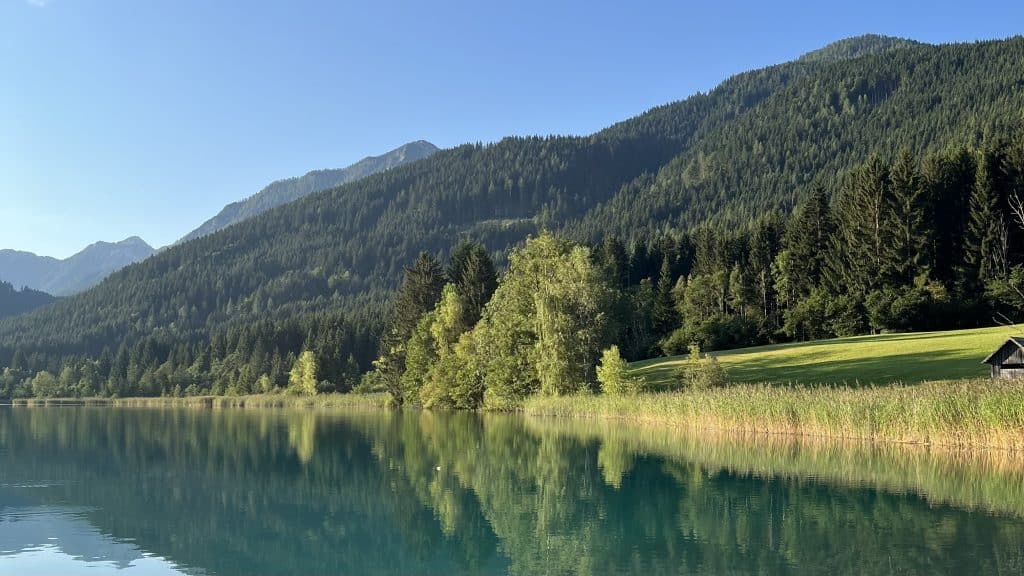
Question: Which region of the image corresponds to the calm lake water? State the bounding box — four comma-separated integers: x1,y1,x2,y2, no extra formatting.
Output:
1,406,1023,575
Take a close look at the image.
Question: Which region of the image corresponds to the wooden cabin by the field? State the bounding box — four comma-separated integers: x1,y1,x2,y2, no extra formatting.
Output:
982,337,1024,379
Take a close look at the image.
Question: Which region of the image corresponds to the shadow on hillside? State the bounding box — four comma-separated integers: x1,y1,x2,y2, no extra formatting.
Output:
637,348,989,389
718,330,1002,356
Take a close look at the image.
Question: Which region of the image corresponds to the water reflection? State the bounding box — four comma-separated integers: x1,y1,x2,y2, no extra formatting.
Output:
0,406,1022,575
0,498,191,574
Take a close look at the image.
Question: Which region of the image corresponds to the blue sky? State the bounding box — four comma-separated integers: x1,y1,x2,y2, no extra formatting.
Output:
3,0,1023,258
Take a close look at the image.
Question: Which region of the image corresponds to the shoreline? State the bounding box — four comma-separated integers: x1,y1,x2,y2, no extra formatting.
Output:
6,378,1024,451
5,393,389,409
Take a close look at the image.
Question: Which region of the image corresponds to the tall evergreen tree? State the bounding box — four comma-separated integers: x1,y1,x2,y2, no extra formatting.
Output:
921,148,974,288
596,236,630,290
748,219,782,323
389,252,446,343
829,156,893,293
965,147,1008,284
446,241,498,328
653,255,679,338
887,149,930,283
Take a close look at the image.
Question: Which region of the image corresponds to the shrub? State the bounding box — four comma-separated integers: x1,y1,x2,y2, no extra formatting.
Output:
597,346,644,395
674,344,728,390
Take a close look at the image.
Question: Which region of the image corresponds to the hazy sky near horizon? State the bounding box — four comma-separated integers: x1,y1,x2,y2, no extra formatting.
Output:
3,0,1023,258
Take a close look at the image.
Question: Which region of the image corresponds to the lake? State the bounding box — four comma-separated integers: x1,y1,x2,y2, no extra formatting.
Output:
1,406,1022,575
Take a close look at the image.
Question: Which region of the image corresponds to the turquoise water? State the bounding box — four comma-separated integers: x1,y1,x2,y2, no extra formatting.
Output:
1,406,1022,575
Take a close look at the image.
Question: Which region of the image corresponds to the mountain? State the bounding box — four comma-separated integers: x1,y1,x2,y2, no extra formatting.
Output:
572,35,1023,241
177,140,440,243
3,34,1023,393
0,237,155,297
0,281,56,320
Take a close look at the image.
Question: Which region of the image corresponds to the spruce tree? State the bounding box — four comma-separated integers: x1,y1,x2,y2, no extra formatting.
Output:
390,252,446,343
829,156,893,293
653,255,679,338
921,148,974,287
887,149,929,283
783,187,833,297
965,147,1008,284
446,241,497,327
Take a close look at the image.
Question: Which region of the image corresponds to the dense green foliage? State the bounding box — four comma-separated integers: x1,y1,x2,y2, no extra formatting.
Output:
0,281,55,320
388,234,613,409
3,35,1024,399
390,139,1024,407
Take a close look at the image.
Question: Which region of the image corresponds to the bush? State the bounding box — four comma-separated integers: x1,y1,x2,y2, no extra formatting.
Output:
673,344,728,390
597,346,644,395
30,371,65,398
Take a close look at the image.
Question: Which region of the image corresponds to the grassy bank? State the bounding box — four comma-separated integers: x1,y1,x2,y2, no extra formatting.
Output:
8,393,389,409
632,326,1011,389
524,379,1024,450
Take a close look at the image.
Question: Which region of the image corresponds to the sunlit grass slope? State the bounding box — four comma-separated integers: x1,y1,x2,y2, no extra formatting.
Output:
631,326,1017,389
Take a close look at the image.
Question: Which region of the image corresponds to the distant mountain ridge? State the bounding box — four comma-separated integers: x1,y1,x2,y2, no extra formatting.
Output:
177,140,439,243
0,237,155,296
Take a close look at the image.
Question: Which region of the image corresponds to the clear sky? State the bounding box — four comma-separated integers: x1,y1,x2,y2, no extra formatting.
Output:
3,0,1023,258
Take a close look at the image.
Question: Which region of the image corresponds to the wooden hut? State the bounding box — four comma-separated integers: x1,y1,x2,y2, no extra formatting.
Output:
982,337,1024,379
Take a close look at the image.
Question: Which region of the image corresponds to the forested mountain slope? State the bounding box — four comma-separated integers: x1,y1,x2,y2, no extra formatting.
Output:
570,37,1024,242
2,35,1022,395
177,140,439,243
0,282,55,320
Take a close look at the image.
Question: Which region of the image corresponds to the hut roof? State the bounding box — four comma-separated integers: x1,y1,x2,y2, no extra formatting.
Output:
981,337,1024,364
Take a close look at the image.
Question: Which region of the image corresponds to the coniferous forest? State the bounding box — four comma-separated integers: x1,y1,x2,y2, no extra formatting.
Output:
2,35,1024,400
0,281,55,321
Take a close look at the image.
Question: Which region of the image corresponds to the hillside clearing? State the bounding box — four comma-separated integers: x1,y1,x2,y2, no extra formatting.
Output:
630,326,1017,389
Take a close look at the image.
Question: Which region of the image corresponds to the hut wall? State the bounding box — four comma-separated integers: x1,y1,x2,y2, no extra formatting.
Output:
996,367,1024,379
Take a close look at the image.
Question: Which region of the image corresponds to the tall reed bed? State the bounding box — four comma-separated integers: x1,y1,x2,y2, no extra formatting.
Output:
524,379,1024,450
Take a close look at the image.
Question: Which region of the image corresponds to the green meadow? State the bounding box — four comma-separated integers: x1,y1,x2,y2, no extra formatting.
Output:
631,326,1017,389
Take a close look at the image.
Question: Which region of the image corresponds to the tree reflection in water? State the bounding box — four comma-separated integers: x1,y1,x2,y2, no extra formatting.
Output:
1,406,1022,576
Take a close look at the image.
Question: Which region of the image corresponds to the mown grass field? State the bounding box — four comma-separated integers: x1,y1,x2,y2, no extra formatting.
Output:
630,326,1017,389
